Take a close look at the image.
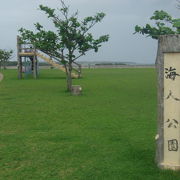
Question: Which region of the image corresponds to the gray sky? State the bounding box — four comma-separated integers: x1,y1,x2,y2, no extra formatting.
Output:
0,0,179,63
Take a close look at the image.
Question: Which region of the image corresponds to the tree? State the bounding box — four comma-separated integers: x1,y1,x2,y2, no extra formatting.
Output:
0,49,13,69
134,10,180,39
19,0,109,91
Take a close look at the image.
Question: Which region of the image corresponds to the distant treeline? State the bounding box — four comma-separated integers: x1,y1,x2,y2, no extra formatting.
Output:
6,61,17,66
95,62,127,65
6,61,51,66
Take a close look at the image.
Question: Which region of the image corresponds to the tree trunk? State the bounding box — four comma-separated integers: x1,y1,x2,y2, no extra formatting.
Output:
65,63,73,91
3,60,6,70
67,71,72,91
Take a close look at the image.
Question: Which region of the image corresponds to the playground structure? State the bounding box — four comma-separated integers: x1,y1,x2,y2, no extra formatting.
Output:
17,36,81,79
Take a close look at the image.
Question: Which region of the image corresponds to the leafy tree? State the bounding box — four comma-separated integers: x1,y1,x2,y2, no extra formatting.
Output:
0,49,13,69
19,0,109,91
134,10,180,39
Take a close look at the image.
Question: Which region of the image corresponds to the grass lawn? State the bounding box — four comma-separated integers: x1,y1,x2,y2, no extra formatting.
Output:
0,68,180,180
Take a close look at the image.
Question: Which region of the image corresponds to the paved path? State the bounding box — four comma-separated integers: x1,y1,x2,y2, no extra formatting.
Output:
0,73,4,82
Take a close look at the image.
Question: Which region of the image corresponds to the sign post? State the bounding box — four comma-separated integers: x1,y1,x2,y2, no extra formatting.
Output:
156,35,180,170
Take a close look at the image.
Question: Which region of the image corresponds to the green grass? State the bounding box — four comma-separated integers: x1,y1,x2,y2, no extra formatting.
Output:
0,68,180,180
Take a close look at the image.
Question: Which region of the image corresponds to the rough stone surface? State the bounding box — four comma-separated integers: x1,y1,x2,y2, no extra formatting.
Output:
71,85,82,95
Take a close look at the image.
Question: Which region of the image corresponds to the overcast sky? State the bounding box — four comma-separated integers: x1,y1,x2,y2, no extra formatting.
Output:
0,0,179,63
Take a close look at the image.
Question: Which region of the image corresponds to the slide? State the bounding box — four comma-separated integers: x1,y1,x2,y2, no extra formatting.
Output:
36,52,78,78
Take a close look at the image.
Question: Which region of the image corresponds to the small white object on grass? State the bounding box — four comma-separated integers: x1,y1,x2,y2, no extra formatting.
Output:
155,134,159,140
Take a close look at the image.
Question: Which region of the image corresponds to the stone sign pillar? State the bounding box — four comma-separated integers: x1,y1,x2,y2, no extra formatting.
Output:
156,35,180,170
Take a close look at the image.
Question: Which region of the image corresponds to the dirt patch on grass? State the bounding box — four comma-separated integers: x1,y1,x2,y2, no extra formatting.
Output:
0,73,4,82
